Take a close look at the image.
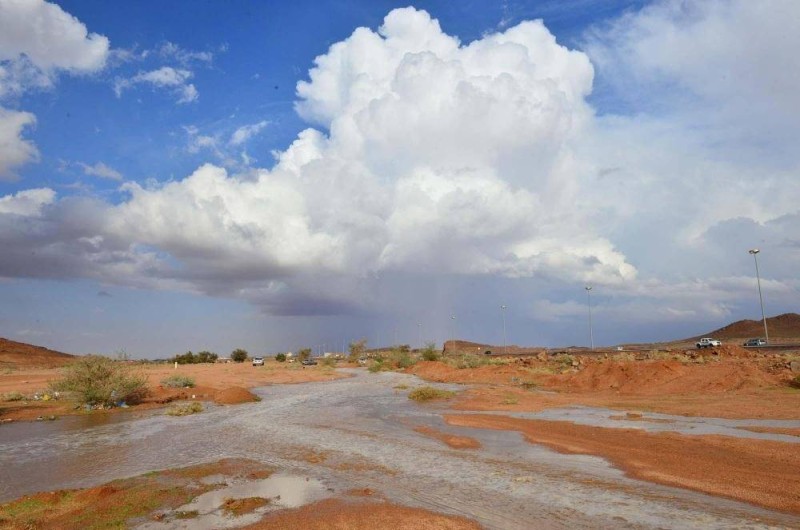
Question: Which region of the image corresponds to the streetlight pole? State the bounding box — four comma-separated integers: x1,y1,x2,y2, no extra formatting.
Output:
500,305,507,354
417,323,422,349
585,286,594,351
749,249,769,343
450,314,456,353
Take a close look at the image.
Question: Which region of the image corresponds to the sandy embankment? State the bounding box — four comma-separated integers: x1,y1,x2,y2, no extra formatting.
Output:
0,361,346,421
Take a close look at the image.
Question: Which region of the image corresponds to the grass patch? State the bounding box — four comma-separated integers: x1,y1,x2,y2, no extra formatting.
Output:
393,384,409,390
160,375,196,388
408,386,455,402
2,391,25,402
166,401,204,416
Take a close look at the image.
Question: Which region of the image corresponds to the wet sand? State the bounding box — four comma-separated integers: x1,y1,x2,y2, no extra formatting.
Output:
445,413,800,514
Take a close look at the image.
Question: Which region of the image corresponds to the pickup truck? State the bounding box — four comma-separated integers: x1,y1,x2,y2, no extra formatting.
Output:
696,337,722,348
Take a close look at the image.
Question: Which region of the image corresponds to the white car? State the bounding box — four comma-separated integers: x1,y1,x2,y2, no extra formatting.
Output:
696,338,722,349
252,357,264,366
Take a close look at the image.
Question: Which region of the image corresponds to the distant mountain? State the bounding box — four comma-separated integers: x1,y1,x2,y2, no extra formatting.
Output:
688,313,800,341
0,338,76,369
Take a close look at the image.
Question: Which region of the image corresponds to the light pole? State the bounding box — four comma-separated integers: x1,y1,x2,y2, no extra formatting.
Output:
585,286,594,350
748,249,769,343
500,305,507,354
450,314,456,352
417,322,422,349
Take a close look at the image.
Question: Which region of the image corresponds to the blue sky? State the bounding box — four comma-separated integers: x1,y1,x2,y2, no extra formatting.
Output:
1,0,798,357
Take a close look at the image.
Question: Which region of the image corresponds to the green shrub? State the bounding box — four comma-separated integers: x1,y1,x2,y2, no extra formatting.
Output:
50,355,148,407
3,391,25,402
367,358,384,373
421,343,439,362
166,401,204,416
172,350,218,364
160,375,195,388
408,386,455,402
275,353,287,362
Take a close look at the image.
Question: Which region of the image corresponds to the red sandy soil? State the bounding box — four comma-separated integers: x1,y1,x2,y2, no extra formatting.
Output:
413,425,482,449
0,337,75,369
242,498,483,530
0,360,345,421
445,414,800,514
410,349,800,419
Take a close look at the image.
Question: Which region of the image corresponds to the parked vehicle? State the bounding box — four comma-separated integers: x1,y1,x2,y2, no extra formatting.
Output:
696,337,722,348
301,358,318,366
252,357,264,366
743,338,767,347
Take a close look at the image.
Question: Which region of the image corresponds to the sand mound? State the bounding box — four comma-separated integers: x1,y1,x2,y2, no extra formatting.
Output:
0,338,76,369
549,359,781,395
213,386,259,405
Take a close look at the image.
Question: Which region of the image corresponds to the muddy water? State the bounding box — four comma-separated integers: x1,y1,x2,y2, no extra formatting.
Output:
1,369,798,529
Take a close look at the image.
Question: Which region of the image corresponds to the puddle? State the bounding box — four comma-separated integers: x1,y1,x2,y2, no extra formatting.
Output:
489,405,800,443
1,369,798,529
136,473,330,529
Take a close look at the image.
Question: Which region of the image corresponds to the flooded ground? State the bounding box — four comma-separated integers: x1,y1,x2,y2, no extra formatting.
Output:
1,369,799,529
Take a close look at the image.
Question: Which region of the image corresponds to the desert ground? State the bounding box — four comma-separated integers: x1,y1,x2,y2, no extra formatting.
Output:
1,317,800,528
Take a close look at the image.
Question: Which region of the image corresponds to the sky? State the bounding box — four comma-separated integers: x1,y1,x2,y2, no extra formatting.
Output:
0,0,798,358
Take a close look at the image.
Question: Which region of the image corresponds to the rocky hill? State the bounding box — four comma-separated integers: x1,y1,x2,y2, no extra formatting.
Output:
689,313,800,341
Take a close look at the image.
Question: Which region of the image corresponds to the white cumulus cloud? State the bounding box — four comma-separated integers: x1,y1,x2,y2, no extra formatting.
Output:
1,4,798,328
115,66,198,103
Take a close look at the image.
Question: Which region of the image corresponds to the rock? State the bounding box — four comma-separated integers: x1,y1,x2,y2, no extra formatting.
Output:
791,361,800,373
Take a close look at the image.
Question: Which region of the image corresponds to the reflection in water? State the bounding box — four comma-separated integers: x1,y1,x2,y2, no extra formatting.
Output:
1,370,799,529
137,474,330,530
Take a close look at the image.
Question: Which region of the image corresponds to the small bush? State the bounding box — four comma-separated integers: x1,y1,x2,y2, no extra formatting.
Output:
367,359,384,373
408,386,455,402
166,401,204,416
50,355,148,407
161,375,195,388
320,356,336,367
421,343,439,362
275,353,287,362
3,391,25,402
790,375,800,389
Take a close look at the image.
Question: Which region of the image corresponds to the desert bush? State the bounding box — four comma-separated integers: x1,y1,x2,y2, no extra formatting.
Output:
172,350,218,364
50,355,148,406
166,401,204,416
790,375,800,389
446,353,491,370
552,353,575,366
320,356,336,367
408,386,455,402
367,358,385,373
297,348,312,362
3,391,25,402
231,349,248,363
161,375,195,388
275,353,286,362
420,343,439,362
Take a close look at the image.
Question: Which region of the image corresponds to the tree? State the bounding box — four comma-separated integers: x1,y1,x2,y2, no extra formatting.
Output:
197,350,218,363
231,348,248,363
297,348,312,362
348,339,367,362
50,355,148,407
275,353,287,362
